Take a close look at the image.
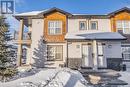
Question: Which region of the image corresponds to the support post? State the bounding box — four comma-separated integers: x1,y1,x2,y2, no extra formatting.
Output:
66,41,69,67
17,19,24,66
92,40,98,70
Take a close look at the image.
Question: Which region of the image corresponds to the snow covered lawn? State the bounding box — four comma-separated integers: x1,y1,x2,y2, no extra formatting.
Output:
0,68,88,87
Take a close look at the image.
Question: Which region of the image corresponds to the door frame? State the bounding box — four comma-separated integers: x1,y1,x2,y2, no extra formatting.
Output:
81,44,93,67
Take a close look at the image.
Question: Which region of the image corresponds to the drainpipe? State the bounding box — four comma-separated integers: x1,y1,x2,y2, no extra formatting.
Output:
66,41,69,67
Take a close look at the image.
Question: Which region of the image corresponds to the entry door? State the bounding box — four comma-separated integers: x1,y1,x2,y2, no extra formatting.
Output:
82,45,92,67
97,44,105,67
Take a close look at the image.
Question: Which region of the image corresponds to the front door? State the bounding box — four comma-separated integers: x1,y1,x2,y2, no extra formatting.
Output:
97,43,106,67
82,44,92,67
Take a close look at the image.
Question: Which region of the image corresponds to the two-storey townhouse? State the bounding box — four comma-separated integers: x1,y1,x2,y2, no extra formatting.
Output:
109,7,130,70
14,7,126,70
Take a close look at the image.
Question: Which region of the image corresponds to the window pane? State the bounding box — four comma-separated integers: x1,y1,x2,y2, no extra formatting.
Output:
47,46,62,61
48,21,62,35
122,45,130,60
80,22,86,30
123,28,130,34
91,22,97,30
116,21,122,29
47,46,55,61
124,21,129,28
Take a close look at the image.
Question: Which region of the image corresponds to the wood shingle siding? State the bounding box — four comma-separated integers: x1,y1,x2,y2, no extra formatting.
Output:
44,11,67,42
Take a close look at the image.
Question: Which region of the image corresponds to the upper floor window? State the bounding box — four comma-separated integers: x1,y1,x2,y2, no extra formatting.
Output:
90,21,98,30
48,21,62,35
122,45,130,60
79,21,86,30
116,20,130,34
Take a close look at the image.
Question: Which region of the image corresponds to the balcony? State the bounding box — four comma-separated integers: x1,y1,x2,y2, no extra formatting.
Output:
13,31,32,45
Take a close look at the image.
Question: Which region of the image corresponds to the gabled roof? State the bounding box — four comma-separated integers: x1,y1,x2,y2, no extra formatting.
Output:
108,7,130,17
65,32,126,40
14,7,72,17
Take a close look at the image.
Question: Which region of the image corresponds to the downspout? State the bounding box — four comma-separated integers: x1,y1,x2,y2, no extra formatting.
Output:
66,40,69,67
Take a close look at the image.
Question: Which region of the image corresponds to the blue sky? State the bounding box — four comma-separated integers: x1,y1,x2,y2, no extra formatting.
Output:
15,0,130,14
7,0,130,33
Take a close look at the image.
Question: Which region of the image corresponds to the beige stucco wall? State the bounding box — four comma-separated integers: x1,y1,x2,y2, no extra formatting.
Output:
30,18,45,67
68,19,111,33
105,41,122,58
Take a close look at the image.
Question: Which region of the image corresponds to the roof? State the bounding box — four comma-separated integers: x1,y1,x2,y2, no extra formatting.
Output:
108,7,130,17
65,32,126,40
14,7,72,17
70,14,109,19
14,10,47,16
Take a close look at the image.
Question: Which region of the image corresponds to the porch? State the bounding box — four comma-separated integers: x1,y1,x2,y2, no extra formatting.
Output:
65,32,126,70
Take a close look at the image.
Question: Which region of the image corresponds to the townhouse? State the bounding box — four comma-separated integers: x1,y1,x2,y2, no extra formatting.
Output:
14,7,130,70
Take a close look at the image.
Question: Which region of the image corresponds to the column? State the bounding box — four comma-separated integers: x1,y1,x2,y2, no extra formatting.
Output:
26,46,31,65
92,40,98,70
17,19,24,66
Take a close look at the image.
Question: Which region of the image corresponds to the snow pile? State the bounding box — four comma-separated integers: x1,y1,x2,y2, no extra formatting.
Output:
0,68,88,87
45,69,88,87
119,71,130,87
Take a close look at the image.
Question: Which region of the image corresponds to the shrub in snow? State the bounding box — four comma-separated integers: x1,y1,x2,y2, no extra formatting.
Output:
0,68,17,82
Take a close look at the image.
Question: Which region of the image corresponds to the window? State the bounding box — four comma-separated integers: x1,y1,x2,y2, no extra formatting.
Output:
47,45,63,61
90,21,98,30
48,21,62,35
116,20,130,34
122,45,130,60
79,21,86,30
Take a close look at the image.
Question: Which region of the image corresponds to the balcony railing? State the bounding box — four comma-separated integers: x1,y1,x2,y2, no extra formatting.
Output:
14,31,31,40
13,31,31,44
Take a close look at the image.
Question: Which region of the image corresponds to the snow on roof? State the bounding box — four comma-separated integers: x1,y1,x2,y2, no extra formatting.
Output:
65,32,126,40
14,10,47,16
14,7,72,17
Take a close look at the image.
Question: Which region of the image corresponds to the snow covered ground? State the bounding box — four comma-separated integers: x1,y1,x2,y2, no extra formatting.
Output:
0,68,88,87
119,71,130,87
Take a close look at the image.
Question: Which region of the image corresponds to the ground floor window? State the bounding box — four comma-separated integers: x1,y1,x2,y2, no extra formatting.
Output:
122,44,130,60
47,45,63,61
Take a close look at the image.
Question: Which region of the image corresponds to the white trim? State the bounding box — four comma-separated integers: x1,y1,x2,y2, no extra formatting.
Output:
48,20,62,35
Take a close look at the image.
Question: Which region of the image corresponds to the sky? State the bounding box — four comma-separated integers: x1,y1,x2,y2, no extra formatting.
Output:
6,0,130,33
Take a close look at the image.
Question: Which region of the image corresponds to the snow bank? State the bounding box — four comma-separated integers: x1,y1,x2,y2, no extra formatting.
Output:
46,69,87,87
0,68,88,87
119,71,130,87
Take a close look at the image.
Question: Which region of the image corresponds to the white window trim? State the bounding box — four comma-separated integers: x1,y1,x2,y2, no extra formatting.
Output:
47,45,63,61
79,21,87,30
90,21,98,30
121,44,130,60
48,21,62,35
116,20,130,34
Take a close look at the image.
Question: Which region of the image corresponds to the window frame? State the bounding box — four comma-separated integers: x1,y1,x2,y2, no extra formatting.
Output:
121,44,130,61
48,20,62,35
79,21,87,30
116,20,130,34
47,45,63,61
90,21,98,30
